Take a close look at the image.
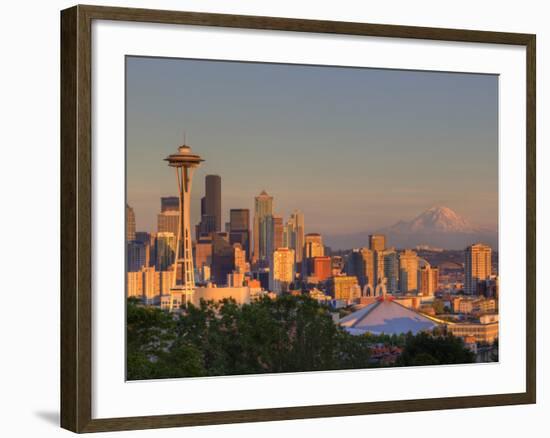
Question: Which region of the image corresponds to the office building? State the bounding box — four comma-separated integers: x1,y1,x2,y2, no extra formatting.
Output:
304,233,324,258
155,231,176,271
310,256,332,282
229,209,251,259
380,250,399,293
369,234,386,252
399,249,419,294
328,275,359,300
126,204,136,242
160,196,179,212
419,265,439,296
464,243,492,295
194,235,213,281
205,175,222,232
270,247,295,294
253,190,274,263
127,240,147,272
211,232,234,285
272,215,284,250
285,210,305,265
157,209,179,237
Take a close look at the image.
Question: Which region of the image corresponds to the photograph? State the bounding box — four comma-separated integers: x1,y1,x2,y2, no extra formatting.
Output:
125,56,499,380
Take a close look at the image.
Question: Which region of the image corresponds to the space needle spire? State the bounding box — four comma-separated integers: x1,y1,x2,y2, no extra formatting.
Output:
164,142,204,310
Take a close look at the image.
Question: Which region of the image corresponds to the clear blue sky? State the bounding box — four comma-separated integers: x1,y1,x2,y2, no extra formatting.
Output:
126,56,498,240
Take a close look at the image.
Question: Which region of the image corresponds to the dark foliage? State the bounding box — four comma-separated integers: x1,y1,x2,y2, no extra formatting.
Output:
127,295,475,380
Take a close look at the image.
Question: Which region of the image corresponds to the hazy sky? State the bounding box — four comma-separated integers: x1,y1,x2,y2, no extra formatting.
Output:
126,56,498,239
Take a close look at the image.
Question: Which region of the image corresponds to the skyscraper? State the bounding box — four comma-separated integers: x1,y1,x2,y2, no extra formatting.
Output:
211,233,235,285
346,248,374,288
205,175,222,232
272,215,284,250
164,144,204,308
286,210,305,264
160,196,179,212
381,249,399,293
310,256,332,282
465,243,492,295
194,234,213,281
127,240,147,272
304,233,324,258
126,204,136,241
270,247,295,294
157,209,179,236
369,234,386,252
229,209,250,260
399,249,419,294
419,264,439,296
253,190,273,263
155,232,176,271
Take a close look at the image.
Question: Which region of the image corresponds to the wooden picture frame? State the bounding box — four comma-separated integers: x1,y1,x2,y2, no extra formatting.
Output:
61,4,536,433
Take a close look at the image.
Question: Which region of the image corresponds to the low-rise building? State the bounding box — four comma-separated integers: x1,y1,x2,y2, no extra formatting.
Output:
447,314,499,343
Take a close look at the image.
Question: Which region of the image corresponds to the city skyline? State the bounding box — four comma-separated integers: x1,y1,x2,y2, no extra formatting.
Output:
126,57,498,244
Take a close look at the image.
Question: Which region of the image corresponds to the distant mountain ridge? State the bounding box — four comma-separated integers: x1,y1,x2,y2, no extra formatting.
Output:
324,206,497,250
387,206,485,234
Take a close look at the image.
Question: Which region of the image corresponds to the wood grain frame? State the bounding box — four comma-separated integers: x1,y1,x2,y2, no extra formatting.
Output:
60,4,536,433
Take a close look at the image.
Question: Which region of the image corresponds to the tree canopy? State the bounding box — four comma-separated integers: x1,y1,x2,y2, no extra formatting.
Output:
127,295,475,380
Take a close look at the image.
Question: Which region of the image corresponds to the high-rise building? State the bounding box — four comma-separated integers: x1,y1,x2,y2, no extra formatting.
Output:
126,204,136,242
360,248,376,286
283,210,305,266
164,144,203,308
419,265,439,296
155,232,176,271
161,196,179,212
331,256,345,276
211,233,235,286
194,235,213,281
303,233,324,277
270,247,295,294
233,243,247,273
465,243,492,295
230,208,249,230
134,231,153,268
399,249,419,294
310,256,332,282
381,249,399,293
195,175,222,238
304,233,324,258
157,209,179,237
346,249,373,287
127,240,147,272
369,234,386,252
272,215,284,250
253,190,273,263
229,209,251,260
205,175,222,232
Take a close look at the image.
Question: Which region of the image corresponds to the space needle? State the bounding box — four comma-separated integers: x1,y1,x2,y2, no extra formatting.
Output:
164,143,204,310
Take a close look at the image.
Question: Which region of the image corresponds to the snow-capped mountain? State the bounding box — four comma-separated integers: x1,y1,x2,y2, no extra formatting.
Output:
378,206,497,249
323,206,497,250
388,206,480,234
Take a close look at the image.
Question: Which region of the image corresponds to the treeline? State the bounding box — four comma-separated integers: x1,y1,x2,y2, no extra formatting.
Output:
127,295,474,380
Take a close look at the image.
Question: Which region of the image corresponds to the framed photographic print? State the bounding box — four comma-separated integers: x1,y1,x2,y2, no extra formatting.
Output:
60,4,536,433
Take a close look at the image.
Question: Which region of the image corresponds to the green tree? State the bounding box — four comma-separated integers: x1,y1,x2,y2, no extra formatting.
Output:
127,298,204,379
396,331,475,366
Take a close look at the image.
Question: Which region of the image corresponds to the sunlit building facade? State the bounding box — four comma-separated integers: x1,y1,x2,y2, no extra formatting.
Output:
465,243,492,295
270,247,295,294
399,249,419,294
